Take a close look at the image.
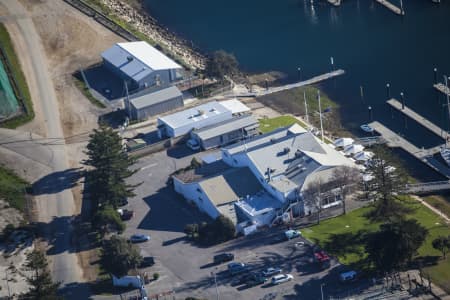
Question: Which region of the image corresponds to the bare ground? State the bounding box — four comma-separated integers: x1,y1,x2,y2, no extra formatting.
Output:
10,0,124,282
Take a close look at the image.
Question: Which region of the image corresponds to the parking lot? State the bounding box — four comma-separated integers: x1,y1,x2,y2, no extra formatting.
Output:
119,145,364,300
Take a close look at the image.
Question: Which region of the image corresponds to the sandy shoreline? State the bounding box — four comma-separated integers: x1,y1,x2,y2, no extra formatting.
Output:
97,0,205,70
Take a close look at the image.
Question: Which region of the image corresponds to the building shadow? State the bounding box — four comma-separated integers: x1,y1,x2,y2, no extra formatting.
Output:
79,64,127,101
138,186,210,233
32,168,83,195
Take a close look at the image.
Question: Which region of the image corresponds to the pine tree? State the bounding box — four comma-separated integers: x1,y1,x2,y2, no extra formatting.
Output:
21,250,62,300
83,126,139,210
362,148,411,223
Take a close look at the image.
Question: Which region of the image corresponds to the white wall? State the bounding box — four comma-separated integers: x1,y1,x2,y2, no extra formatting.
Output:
172,111,233,138
173,177,220,219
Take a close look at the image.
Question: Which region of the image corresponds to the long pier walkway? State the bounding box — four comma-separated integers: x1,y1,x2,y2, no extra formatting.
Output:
368,121,450,178
387,98,446,138
375,0,405,15
433,83,450,97
228,69,345,98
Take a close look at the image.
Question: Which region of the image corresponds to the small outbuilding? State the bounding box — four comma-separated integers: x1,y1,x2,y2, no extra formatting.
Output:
125,85,183,120
190,115,259,150
157,101,233,138
102,41,183,90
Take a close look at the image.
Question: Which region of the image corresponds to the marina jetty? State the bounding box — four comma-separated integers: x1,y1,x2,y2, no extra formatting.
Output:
375,0,405,16
368,98,450,179
433,83,450,97
327,0,341,7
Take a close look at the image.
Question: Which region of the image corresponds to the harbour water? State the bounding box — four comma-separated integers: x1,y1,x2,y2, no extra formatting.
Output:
145,0,450,168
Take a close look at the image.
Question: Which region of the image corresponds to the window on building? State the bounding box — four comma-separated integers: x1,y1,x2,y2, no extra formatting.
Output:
198,197,203,203
196,188,202,193
233,158,238,164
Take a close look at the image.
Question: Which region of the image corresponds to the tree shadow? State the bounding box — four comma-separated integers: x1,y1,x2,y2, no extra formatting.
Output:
32,168,83,195
322,230,368,260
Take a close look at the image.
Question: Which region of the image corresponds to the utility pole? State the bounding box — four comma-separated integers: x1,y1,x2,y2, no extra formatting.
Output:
304,90,309,125
211,271,219,300
318,90,324,142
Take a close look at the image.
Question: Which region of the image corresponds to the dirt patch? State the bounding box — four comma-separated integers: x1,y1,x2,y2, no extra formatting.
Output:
19,0,122,139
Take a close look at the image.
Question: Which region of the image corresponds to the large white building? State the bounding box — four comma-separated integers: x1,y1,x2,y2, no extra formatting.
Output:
102,41,183,91
222,124,357,215
157,101,233,138
173,123,358,231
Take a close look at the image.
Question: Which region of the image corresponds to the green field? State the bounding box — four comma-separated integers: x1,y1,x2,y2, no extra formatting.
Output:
302,198,450,292
0,23,34,128
258,115,306,133
0,165,29,213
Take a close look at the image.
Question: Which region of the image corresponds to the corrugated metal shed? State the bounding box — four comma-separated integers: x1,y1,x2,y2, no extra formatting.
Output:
194,115,258,141
129,86,182,110
101,41,182,82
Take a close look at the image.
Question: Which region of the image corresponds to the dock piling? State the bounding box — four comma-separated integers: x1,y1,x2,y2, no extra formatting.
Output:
386,83,391,99
400,92,405,109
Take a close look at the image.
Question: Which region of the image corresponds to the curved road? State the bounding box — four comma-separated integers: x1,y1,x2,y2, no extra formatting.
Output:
0,1,88,298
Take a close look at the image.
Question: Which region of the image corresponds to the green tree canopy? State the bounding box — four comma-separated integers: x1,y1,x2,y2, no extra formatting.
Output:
362,149,411,223
21,250,62,300
101,236,143,277
432,236,450,259
204,50,239,80
93,205,125,236
83,126,139,210
365,219,428,273
194,215,235,245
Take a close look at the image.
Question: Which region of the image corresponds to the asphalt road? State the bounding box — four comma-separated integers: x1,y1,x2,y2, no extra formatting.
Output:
0,1,88,298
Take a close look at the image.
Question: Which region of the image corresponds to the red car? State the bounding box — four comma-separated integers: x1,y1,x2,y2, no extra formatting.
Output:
314,251,331,269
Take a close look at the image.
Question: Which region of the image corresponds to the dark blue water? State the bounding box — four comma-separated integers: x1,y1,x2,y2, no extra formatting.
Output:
145,0,450,149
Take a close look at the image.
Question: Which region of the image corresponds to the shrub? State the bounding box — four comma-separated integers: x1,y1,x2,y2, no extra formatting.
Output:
153,273,159,280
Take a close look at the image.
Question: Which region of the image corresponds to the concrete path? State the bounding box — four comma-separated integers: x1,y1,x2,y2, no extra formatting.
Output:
0,1,89,298
411,195,450,223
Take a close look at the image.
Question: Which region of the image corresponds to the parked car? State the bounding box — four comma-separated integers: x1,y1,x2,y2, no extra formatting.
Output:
262,267,282,277
246,273,267,287
213,253,234,264
271,274,293,285
231,273,254,286
339,270,358,283
284,229,301,240
138,256,155,268
117,198,129,207
117,209,134,221
186,139,200,151
129,234,150,243
228,262,249,275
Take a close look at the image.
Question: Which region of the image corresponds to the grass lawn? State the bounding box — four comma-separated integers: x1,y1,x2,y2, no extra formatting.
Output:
0,23,34,128
423,195,450,218
0,165,29,212
302,197,450,292
256,86,349,137
259,115,305,133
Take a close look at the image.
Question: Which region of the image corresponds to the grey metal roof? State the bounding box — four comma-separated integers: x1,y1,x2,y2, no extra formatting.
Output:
198,167,263,206
129,86,182,110
101,42,181,83
193,115,258,141
158,101,231,129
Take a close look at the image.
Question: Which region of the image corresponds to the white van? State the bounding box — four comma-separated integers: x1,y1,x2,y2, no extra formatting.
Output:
284,229,301,240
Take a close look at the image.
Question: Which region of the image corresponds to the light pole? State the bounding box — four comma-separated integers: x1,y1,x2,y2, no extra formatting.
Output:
368,106,373,121
211,271,219,300
321,283,325,300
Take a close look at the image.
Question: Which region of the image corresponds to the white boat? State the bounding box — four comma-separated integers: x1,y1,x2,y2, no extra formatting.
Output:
440,147,450,167
360,124,374,133
333,137,354,148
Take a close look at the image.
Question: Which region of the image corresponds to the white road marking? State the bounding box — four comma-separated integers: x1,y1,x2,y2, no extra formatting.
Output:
142,163,158,170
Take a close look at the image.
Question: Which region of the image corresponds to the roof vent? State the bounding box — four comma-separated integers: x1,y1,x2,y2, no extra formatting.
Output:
270,138,277,144
284,147,290,154
126,56,133,62
295,149,302,157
